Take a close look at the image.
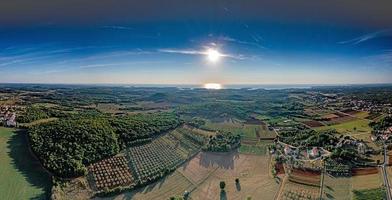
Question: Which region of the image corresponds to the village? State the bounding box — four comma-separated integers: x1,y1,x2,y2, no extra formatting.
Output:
0,105,17,127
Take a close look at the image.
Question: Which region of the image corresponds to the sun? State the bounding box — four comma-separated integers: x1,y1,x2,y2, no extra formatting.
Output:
204,83,222,89
206,48,222,63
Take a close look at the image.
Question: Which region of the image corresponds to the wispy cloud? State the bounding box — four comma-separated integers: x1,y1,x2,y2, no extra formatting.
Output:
102,26,134,30
158,48,246,60
219,36,266,49
338,29,392,45
79,61,167,69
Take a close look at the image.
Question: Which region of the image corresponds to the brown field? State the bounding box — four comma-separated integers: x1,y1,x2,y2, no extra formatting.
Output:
351,167,379,176
322,113,340,120
186,152,280,200
96,171,195,200
88,155,135,191
341,109,360,115
303,120,324,128
288,169,321,187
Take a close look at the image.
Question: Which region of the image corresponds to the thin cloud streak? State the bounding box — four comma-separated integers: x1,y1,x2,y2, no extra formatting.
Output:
79,61,169,69
101,26,134,30
219,36,266,49
338,29,392,45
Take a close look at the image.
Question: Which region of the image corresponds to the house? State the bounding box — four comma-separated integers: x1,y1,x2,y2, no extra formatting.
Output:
370,135,378,142
308,147,320,158
3,112,16,127
284,145,292,155
357,142,366,154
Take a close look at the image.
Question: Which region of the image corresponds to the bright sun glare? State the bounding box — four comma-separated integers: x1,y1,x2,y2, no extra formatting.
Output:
204,83,222,89
206,49,222,63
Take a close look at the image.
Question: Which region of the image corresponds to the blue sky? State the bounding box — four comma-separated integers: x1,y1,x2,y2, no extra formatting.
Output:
0,1,391,84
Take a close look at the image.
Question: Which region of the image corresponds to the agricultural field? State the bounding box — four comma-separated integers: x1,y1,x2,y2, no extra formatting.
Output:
95,171,195,200
88,155,135,191
322,170,383,200
315,118,371,135
278,168,322,200
203,120,276,141
281,181,320,200
187,152,280,200
0,127,51,200
95,151,279,200
238,141,271,155
302,120,325,128
127,130,202,185
342,110,369,119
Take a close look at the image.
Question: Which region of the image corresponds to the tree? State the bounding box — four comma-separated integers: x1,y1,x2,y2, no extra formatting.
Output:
219,181,226,190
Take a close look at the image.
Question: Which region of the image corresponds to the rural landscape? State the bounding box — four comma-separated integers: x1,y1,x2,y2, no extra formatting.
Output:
1,84,392,200
1,0,392,199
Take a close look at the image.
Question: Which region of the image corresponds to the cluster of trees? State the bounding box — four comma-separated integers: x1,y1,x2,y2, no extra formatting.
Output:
110,112,181,148
17,106,71,123
370,116,392,133
203,132,240,152
279,127,339,150
17,106,50,123
186,117,206,128
29,118,119,177
177,102,253,121
29,112,181,178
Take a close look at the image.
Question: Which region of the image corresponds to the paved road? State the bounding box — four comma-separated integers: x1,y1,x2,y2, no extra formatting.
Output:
381,144,392,200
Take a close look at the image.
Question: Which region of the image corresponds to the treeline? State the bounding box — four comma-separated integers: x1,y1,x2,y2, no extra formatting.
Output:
177,102,253,121
28,112,181,178
17,106,71,123
110,112,182,148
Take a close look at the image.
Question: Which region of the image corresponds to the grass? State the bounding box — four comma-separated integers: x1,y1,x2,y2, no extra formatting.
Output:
0,127,51,200
353,188,386,200
315,118,371,134
203,121,275,140
19,117,57,127
239,143,268,155
323,175,351,200
322,172,383,200
353,111,370,119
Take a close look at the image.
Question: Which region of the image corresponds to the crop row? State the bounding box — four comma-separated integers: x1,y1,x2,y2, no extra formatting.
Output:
88,156,135,191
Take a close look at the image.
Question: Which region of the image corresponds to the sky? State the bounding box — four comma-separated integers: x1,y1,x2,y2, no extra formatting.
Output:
0,0,392,85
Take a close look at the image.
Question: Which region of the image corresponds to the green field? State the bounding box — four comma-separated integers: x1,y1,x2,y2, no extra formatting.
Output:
315,118,371,134
0,127,51,200
203,121,275,140
239,140,272,155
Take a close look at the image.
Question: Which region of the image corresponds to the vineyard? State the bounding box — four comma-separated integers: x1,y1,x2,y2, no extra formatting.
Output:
127,128,203,185
88,156,135,191
85,127,204,194
326,162,351,176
